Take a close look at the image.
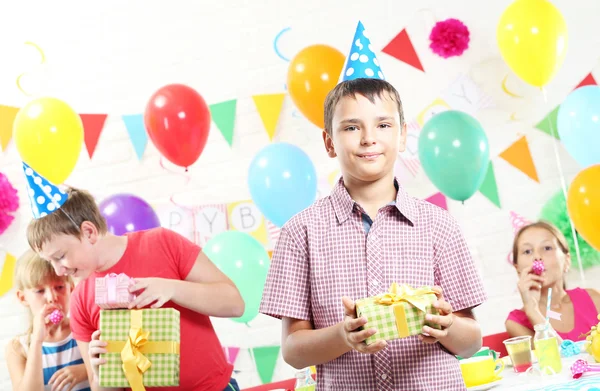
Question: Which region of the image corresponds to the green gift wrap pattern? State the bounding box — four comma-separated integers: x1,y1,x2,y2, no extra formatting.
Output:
99,308,180,388
356,293,440,345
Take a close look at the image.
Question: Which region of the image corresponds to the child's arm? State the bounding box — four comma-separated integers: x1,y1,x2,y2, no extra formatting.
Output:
128,250,244,318
5,338,45,391
281,297,387,369
430,217,488,359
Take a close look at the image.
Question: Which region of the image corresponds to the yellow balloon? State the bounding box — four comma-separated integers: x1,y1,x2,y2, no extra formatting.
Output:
497,0,568,87
567,164,600,252
13,97,83,184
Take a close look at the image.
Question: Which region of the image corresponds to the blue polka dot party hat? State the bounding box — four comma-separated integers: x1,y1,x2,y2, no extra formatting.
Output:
341,21,385,81
22,162,68,219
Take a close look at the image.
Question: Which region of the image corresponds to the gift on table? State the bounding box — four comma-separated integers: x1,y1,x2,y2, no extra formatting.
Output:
95,273,136,309
99,308,180,390
356,283,440,345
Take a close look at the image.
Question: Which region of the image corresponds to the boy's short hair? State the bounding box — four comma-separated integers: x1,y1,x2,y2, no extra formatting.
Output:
323,78,405,135
27,187,107,251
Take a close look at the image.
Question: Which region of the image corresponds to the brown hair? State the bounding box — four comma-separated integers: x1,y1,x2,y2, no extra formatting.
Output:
512,220,570,265
14,249,73,347
26,187,107,252
323,78,405,135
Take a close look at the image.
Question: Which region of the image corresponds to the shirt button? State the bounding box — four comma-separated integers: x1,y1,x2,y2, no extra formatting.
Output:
372,280,379,287
381,374,388,380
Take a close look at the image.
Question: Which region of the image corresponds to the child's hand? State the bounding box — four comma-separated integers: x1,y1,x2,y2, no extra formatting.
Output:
88,330,108,382
419,286,455,344
517,265,544,308
32,304,59,343
128,278,175,309
340,297,387,354
48,363,87,391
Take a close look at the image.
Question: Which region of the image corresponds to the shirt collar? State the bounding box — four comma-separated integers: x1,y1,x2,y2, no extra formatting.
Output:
330,177,417,225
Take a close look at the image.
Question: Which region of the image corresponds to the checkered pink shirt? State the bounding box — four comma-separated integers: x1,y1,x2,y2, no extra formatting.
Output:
260,178,487,390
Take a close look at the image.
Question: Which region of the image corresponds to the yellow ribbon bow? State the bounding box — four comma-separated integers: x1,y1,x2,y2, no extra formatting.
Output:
121,311,152,391
374,282,436,313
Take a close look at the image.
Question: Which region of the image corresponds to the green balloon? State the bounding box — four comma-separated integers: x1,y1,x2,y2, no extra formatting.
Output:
203,231,270,324
418,110,490,202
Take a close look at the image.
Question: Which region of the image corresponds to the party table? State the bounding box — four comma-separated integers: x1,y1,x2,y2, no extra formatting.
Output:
486,352,600,390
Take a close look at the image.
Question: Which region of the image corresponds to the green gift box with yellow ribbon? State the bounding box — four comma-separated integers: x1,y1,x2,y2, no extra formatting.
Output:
356,283,441,345
99,308,180,390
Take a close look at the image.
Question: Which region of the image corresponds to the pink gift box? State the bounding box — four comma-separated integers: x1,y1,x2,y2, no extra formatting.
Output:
95,273,136,309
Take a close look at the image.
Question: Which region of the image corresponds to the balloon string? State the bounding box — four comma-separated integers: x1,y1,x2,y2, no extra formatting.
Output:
158,156,200,244
541,87,585,286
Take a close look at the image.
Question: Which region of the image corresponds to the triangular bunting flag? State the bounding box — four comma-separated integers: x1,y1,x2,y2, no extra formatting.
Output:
382,28,424,72
0,106,19,151
0,252,17,297
575,72,597,89
425,192,448,210
252,94,285,140
499,136,539,182
534,72,597,139
209,99,237,146
80,114,108,158
479,162,501,208
252,346,280,384
534,106,560,140
122,114,149,160
223,346,240,365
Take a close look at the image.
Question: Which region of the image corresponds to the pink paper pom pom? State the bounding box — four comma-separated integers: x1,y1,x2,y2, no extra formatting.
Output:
532,260,545,276
49,309,64,324
429,18,470,59
0,173,19,236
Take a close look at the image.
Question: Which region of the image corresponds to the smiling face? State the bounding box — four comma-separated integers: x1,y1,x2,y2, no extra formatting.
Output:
323,92,406,183
38,221,101,280
514,224,571,288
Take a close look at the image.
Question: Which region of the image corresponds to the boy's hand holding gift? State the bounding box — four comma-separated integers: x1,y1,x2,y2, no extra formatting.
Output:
419,286,455,344
354,283,446,347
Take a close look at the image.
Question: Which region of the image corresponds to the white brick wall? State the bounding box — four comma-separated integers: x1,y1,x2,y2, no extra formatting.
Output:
1,0,600,388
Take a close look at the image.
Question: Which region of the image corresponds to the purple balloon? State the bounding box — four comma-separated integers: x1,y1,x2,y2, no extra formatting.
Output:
98,194,161,236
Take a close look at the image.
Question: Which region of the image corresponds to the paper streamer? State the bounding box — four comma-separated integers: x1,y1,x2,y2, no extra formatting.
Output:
273,27,291,62
501,74,523,98
16,41,46,97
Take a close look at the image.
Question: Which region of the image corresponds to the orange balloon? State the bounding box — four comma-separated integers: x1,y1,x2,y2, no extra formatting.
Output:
287,44,345,129
567,164,600,251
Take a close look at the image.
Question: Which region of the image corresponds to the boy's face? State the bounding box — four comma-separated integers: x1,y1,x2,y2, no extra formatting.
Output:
39,224,100,280
323,93,406,183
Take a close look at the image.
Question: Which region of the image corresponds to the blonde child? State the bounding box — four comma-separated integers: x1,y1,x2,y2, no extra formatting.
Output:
5,249,90,391
506,221,600,341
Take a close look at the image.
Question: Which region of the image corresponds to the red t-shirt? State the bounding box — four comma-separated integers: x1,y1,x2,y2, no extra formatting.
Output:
70,227,233,391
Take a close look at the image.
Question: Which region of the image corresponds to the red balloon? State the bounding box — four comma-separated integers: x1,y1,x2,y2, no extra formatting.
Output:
144,84,211,169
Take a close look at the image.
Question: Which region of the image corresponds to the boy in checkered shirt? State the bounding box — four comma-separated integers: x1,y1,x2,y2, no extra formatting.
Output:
25,186,244,391
260,78,488,390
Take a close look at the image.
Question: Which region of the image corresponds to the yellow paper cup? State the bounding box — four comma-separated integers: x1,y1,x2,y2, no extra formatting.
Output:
459,355,504,387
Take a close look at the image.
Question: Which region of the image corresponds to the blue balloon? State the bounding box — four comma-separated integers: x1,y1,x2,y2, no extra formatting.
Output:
248,142,317,227
557,85,600,168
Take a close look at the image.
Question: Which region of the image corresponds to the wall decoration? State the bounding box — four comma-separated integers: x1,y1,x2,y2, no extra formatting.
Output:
429,18,470,59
